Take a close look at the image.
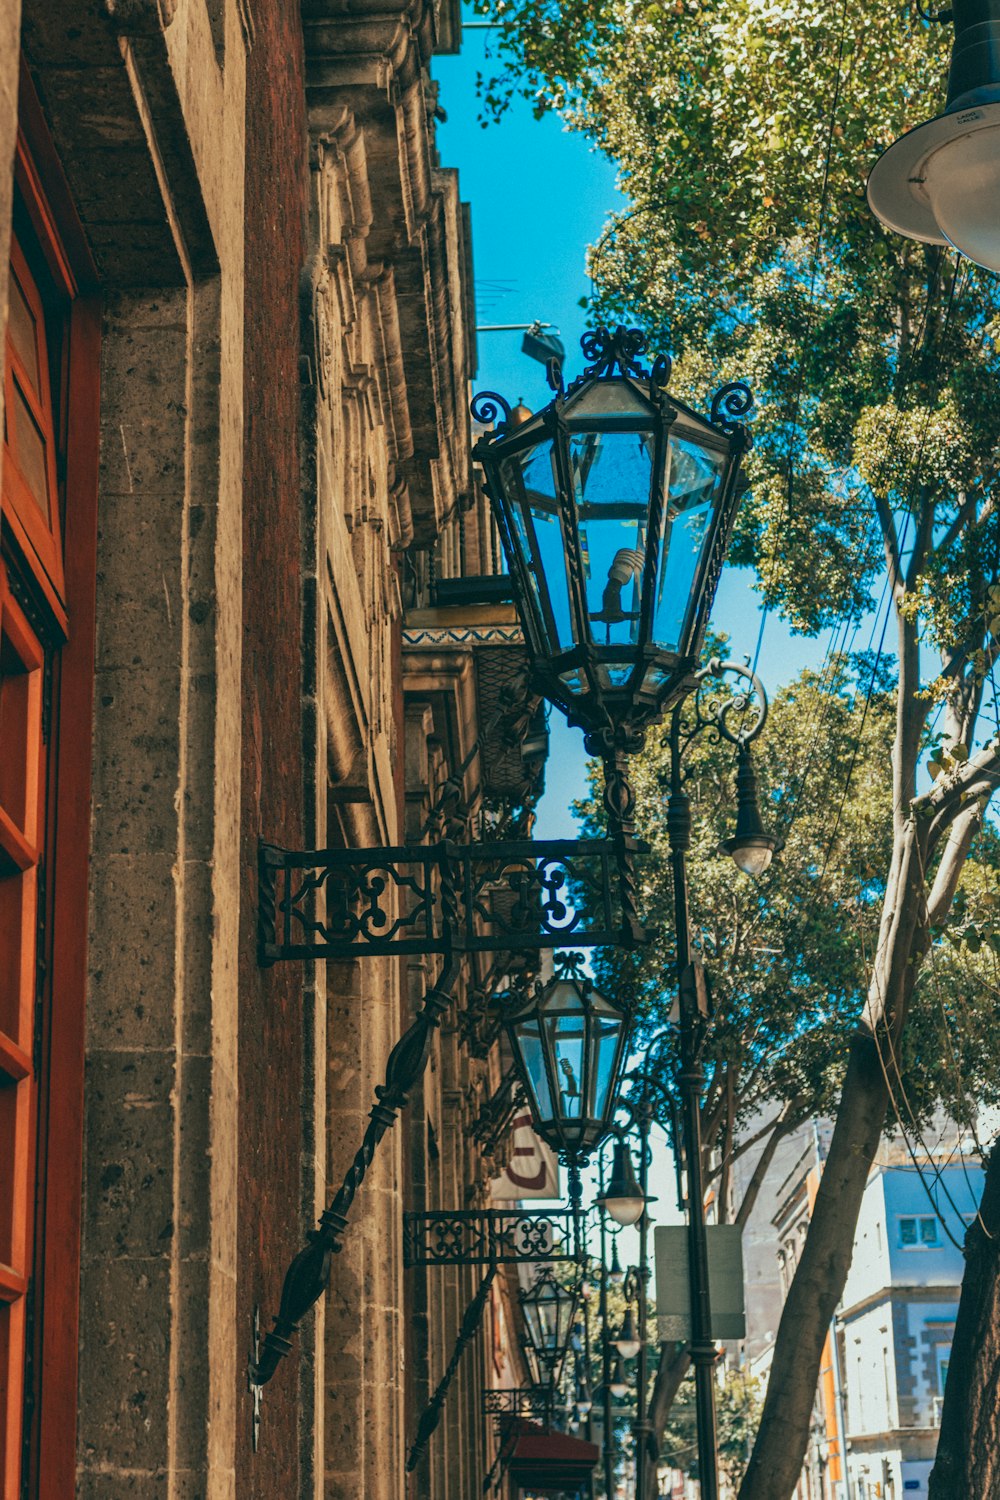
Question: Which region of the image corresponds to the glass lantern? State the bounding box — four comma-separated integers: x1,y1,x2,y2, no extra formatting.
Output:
472,327,753,749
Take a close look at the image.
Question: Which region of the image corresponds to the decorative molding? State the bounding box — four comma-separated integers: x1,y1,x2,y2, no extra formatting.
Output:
403,624,524,648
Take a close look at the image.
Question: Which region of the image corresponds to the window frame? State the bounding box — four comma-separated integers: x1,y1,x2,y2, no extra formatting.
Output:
1,70,100,1499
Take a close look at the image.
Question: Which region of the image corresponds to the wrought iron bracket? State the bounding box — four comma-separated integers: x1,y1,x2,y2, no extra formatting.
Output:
403,1207,578,1267
483,1387,554,1424
258,835,644,963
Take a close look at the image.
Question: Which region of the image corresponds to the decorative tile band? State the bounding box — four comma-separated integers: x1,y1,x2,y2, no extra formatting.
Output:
403,624,525,647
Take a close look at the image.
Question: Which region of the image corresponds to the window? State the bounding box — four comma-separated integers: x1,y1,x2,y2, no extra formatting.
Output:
0,98,99,1498
2,156,67,614
898,1215,939,1248
0,569,44,1497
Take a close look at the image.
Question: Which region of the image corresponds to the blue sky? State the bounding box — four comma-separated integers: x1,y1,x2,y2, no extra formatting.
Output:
436,29,863,840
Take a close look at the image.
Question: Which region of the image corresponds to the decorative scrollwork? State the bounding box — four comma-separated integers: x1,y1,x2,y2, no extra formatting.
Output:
470,389,514,432
709,380,754,435
259,838,629,961
672,657,769,777
581,324,650,379
483,1389,553,1421
471,852,581,940
546,355,565,396
283,858,435,948
651,352,673,389
403,1208,577,1266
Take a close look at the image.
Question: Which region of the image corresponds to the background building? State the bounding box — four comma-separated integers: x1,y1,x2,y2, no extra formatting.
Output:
838,1144,981,1500
735,1120,982,1500
0,0,548,1495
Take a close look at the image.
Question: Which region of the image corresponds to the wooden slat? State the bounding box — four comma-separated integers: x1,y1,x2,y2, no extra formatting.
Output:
0,1261,27,1304
0,1032,31,1084
0,803,37,875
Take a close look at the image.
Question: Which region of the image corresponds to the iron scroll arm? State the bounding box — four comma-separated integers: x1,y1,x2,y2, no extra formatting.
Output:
248,962,458,1387
406,1264,499,1472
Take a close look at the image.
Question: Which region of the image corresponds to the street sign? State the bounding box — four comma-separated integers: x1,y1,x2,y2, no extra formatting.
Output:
654,1225,746,1341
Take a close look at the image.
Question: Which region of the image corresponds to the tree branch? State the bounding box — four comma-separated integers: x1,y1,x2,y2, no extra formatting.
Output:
935,489,979,558
874,490,903,593
927,804,981,925
905,486,937,592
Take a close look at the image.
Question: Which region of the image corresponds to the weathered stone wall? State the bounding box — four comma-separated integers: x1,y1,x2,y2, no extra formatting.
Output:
15,0,248,1494
3,0,517,1495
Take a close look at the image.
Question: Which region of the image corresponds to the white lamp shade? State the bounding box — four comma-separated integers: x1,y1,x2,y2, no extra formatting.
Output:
867,100,1000,269
924,123,1000,271
729,838,775,878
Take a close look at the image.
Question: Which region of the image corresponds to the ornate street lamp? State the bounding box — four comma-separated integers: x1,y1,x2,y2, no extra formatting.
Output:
867,0,1000,272
520,1267,581,1382
614,1305,641,1361
504,953,631,1166
597,1139,646,1226
473,325,754,940
718,741,780,876
609,1355,629,1400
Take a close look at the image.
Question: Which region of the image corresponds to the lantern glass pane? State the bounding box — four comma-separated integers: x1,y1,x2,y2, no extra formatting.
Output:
565,380,653,418
501,446,575,652
544,1013,585,1122
515,1018,554,1118
568,431,653,649
651,433,725,651
591,1014,622,1119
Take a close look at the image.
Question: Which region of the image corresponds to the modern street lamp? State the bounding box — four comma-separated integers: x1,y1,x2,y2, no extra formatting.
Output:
868,0,1000,271
473,324,754,942
504,952,632,1167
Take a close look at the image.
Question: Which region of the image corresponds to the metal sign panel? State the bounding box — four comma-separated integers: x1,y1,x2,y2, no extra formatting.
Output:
654,1224,746,1341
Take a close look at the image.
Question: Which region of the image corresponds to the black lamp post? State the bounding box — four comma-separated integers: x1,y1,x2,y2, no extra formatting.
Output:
473,325,754,942
661,660,777,1500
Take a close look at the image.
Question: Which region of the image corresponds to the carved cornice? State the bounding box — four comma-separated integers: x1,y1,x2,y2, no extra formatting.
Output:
302,0,474,546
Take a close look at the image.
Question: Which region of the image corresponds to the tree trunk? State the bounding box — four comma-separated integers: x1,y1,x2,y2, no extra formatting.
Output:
928,1144,1000,1499
739,815,929,1500
642,1342,691,1497
738,1035,890,1500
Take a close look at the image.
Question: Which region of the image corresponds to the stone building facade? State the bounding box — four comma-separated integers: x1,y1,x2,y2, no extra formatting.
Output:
0,1,542,1496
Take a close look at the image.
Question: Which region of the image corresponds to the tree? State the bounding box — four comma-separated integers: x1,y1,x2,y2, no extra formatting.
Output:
580,661,1000,1491
662,1368,763,1494
478,1,1000,1492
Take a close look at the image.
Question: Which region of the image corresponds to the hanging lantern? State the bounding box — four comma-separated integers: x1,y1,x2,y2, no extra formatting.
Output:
472,327,753,752
597,1139,646,1226
519,1268,580,1383
505,956,631,1164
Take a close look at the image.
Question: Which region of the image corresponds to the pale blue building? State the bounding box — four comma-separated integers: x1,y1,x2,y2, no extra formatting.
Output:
838,1156,983,1500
